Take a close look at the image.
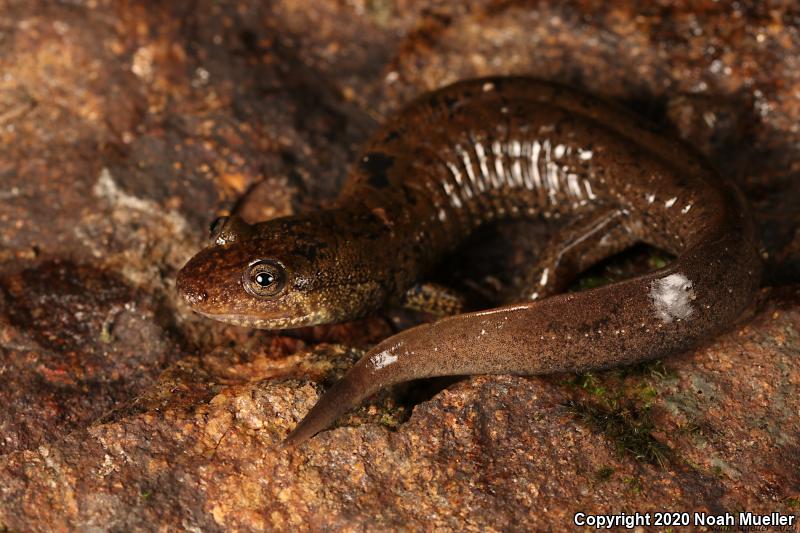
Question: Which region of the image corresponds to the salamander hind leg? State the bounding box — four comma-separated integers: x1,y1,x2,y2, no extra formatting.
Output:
526,207,638,300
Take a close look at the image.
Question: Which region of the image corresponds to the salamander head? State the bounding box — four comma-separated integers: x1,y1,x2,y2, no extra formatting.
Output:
176,213,390,329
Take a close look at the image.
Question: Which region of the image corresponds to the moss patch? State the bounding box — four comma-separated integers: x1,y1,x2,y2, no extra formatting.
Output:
566,399,672,467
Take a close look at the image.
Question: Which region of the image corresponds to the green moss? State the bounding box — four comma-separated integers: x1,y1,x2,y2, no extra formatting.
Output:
566,399,671,467
378,407,407,430
594,466,615,482
562,360,675,466
623,476,643,494
677,421,702,435
648,251,669,269
784,497,799,510
569,244,676,296
614,358,671,381
573,274,613,291
568,373,607,398
637,384,658,405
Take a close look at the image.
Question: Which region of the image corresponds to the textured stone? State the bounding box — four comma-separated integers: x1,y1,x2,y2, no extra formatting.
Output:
0,291,798,530
0,0,798,530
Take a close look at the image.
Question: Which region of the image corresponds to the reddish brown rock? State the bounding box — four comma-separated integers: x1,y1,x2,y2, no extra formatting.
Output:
0,0,798,530
0,291,798,530
0,260,181,455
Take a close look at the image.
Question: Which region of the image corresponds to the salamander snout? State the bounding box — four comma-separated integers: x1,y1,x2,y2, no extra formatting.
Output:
175,243,238,315
176,269,208,306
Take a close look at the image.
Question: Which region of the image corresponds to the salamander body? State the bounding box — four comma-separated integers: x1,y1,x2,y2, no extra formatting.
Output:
176,77,761,446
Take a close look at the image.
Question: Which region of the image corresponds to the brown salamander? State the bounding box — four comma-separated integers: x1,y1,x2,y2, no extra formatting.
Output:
176,77,761,447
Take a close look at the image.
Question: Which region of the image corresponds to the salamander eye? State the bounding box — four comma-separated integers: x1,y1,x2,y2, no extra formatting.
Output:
243,260,286,298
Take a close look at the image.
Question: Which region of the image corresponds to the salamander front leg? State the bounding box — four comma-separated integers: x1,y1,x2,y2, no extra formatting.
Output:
401,281,467,316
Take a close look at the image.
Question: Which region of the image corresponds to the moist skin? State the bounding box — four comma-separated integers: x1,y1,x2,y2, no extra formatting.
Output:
176,77,761,447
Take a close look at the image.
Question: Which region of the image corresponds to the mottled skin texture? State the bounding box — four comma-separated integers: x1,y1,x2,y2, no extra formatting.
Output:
176,77,761,447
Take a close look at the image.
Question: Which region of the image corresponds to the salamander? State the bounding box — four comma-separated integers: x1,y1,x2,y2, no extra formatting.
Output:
176,77,761,447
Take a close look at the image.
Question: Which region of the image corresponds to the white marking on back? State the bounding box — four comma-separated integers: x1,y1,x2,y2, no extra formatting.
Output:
583,179,597,200
441,174,463,209
530,140,542,190
473,141,489,192
492,140,507,187
567,173,582,198
446,161,463,186
455,144,478,198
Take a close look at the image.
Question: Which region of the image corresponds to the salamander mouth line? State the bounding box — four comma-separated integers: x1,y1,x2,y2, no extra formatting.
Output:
192,310,317,329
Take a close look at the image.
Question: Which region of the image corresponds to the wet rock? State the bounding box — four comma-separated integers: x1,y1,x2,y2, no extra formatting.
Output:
0,0,798,530
0,260,180,455
0,291,798,530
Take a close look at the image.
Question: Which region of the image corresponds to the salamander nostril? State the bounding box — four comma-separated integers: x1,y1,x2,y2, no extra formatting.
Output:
176,268,208,306
180,285,208,306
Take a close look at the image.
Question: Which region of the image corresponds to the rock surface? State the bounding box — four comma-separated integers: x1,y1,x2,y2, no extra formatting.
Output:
0,0,798,530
